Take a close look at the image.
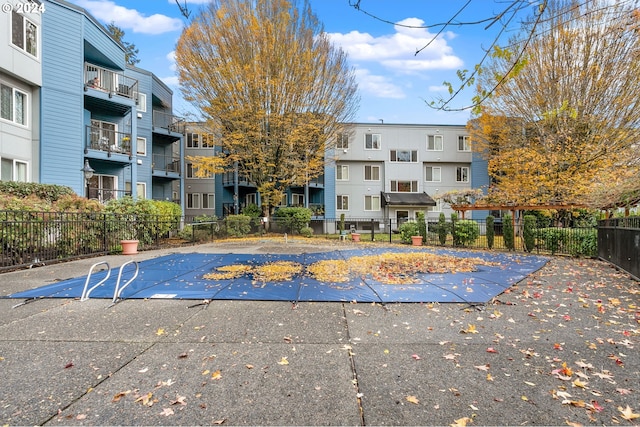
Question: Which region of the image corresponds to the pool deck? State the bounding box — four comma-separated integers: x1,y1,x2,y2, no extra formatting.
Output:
0,239,638,426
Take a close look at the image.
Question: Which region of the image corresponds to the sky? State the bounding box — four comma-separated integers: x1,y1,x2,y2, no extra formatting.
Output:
70,0,539,125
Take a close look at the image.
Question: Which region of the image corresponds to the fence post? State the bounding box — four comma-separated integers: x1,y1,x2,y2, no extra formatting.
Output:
388,217,392,243
371,218,375,241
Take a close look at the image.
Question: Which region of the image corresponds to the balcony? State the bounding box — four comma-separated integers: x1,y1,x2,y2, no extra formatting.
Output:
85,125,132,158
152,153,181,177
87,187,131,203
84,63,138,100
153,110,185,135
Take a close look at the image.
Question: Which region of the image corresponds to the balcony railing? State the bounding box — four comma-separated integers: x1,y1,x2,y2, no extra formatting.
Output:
153,110,186,134
84,62,138,100
87,187,131,203
152,154,181,175
85,125,132,157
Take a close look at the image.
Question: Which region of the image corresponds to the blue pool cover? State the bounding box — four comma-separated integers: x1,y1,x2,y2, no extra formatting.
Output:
5,247,548,304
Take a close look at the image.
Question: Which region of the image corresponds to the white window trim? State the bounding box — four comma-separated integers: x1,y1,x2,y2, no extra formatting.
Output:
425,166,442,182
136,93,147,112
458,135,471,152
390,149,417,163
364,195,381,211
336,164,349,181
136,136,146,156
364,165,380,181
187,193,201,209
136,182,146,199
456,166,470,183
0,83,28,127
11,12,39,58
365,133,381,150
390,180,418,193
427,134,443,151
292,193,304,206
203,193,215,209
337,195,349,211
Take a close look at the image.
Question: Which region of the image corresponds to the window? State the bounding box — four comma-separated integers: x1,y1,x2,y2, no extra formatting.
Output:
1,158,27,182
390,180,418,192
456,166,469,182
337,195,349,210
336,164,349,180
246,193,257,205
365,133,381,150
136,182,146,199
428,200,443,212
1,84,27,125
136,93,147,112
364,165,380,181
87,174,117,202
425,166,441,182
390,150,417,162
336,133,349,149
279,193,288,206
427,135,443,151
201,133,215,148
203,193,214,209
12,12,38,57
187,193,201,209
187,133,199,148
364,195,380,211
136,137,146,156
292,194,304,206
458,135,470,151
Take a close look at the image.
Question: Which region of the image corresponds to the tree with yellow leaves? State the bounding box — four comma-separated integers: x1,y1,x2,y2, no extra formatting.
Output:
469,0,640,210
175,0,359,216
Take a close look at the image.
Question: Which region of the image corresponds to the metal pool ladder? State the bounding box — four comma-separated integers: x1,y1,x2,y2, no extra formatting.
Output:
80,260,139,303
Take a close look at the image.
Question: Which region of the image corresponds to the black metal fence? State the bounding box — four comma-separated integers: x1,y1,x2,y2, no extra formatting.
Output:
598,217,640,279
0,211,179,270
1,211,609,272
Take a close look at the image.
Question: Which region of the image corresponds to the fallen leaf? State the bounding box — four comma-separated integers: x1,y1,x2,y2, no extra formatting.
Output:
406,395,420,404
450,416,473,427
277,357,289,365
486,347,498,353
160,407,174,416
618,405,640,421
245,364,254,369
211,370,222,380
411,354,421,360
156,328,166,336
212,419,226,425
565,420,583,427
474,364,490,371
461,324,479,334
112,390,131,402
64,362,74,369
134,392,153,407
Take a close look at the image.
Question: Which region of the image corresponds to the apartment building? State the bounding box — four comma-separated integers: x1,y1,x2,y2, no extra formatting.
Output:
0,0,185,207
0,0,42,183
333,123,472,229
183,122,216,218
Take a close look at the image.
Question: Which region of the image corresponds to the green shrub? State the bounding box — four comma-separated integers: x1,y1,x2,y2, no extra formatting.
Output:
399,221,420,244
104,196,160,244
273,207,312,234
486,215,495,249
523,215,537,253
339,213,345,233
438,213,448,245
503,214,514,250
0,181,74,202
452,220,479,247
242,203,262,218
151,200,182,236
450,213,460,246
536,227,597,256
416,212,427,243
225,214,252,237
300,226,314,237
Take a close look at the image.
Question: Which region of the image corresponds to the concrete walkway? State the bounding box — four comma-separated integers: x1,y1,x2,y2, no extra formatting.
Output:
0,240,638,426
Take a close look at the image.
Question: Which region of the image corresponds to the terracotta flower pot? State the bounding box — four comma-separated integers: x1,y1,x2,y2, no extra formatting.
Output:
121,239,139,255
411,235,423,246
351,233,360,242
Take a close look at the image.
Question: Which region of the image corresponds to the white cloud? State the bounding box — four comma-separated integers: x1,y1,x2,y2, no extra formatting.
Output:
74,0,183,35
354,68,405,99
326,17,463,74
167,50,177,72
161,75,180,87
